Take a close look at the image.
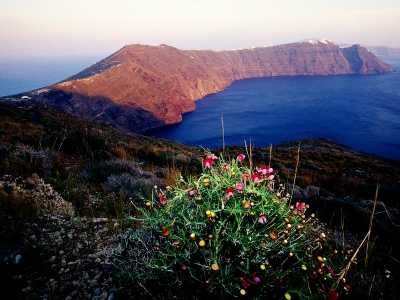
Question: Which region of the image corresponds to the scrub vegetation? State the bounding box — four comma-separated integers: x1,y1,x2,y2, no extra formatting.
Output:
1,102,399,299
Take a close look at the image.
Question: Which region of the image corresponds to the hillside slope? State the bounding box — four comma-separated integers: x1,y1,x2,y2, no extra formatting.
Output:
1,102,400,299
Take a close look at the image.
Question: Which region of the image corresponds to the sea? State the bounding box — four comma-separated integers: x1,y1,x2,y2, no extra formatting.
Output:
146,56,400,161
1,56,399,161
0,56,100,97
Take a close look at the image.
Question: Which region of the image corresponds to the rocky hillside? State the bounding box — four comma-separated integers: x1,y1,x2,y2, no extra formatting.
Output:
1,102,400,299
1,41,392,133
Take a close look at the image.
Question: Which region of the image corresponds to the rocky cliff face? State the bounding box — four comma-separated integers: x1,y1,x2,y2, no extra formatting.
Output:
12,41,393,133
340,45,393,74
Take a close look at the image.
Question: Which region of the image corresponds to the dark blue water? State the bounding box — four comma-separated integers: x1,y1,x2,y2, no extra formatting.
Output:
147,56,400,161
1,56,399,161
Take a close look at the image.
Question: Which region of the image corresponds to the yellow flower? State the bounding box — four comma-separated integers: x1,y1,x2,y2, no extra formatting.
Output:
210,211,216,218
211,263,219,273
260,264,266,270
206,210,212,218
240,289,246,296
285,293,291,300
301,264,307,271
190,233,196,241
199,240,206,247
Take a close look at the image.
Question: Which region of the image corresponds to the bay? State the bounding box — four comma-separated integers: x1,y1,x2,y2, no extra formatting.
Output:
1,55,399,161
146,57,400,161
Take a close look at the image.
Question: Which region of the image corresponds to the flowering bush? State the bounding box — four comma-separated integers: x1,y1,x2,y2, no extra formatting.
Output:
126,153,343,299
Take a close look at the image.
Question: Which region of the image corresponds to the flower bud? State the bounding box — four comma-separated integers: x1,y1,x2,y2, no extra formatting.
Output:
211,263,219,273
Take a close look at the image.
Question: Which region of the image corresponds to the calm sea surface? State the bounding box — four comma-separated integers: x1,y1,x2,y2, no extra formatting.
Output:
0,56,100,97
146,56,400,161
1,56,399,161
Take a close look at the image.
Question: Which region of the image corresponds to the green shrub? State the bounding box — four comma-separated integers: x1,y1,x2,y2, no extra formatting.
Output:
115,153,340,299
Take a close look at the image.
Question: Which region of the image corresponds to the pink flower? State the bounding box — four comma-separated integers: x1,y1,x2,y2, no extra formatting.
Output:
327,289,338,300
258,166,273,175
237,154,246,162
250,272,260,283
226,188,235,198
235,183,245,192
296,202,306,212
258,213,267,224
158,194,167,205
241,174,250,182
267,175,274,181
251,173,262,183
207,153,216,160
203,158,213,169
188,190,196,196
222,164,230,170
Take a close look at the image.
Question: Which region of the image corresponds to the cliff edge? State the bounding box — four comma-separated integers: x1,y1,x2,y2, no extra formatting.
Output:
4,41,392,133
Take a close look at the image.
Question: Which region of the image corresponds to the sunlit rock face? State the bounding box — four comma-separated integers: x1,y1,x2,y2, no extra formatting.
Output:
26,41,392,133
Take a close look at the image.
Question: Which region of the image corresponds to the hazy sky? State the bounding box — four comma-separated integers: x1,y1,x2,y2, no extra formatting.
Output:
1,0,399,58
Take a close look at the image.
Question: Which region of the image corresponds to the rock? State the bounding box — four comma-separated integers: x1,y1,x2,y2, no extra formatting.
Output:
341,45,392,74
21,286,32,293
359,199,374,208
94,288,102,295
304,186,320,197
0,242,26,266
14,254,22,264
101,263,114,276
17,41,391,134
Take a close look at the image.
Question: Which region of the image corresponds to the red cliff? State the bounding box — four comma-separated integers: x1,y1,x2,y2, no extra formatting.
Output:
29,41,392,133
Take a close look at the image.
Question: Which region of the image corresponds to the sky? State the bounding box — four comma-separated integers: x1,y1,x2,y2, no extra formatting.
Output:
1,0,400,59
